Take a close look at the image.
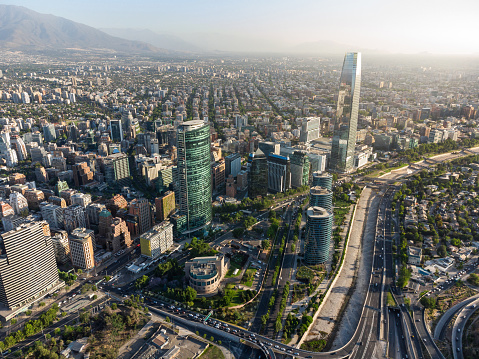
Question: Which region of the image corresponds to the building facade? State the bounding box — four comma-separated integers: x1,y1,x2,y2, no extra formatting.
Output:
185,255,227,296
267,154,291,193
69,228,95,270
176,121,212,234
304,206,333,265
0,222,61,313
140,221,174,259
330,52,361,173
311,171,333,191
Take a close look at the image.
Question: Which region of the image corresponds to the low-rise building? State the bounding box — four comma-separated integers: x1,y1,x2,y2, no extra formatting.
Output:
184,255,228,296
407,246,422,265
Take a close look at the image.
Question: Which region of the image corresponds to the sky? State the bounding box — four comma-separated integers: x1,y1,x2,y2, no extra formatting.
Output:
2,0,479,54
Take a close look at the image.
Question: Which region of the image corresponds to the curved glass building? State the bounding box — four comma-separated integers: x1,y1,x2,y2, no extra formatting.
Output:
177,121,212,234
309,186,333,211
330,52,361,173
312,171,333,191
304,206,333,265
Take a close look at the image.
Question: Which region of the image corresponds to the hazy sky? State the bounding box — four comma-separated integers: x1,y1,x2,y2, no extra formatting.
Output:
2,0,479,54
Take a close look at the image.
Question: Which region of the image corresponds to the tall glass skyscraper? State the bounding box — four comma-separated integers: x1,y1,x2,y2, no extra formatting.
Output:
304,206,333,265
177,120,212,234
330,52,361,173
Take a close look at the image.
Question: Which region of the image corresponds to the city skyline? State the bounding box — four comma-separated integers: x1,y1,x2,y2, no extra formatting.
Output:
1,0,479,54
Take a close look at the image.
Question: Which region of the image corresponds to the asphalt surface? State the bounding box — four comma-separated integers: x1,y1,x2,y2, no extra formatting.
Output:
453,298,479,359
251,204,293,335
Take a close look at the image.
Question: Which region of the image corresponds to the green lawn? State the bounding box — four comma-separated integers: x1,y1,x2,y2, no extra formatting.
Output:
225,262,242,278
199,344,225,359
240,267,257,287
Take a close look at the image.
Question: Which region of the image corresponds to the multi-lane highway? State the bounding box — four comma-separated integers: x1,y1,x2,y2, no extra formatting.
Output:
452,298,479,359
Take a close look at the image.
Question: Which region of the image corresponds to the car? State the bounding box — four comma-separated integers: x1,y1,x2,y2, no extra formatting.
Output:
457,348,461,352
423,338,427,342
458,328,461,332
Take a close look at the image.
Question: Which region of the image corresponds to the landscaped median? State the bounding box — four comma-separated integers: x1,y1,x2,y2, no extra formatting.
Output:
296,187,363,349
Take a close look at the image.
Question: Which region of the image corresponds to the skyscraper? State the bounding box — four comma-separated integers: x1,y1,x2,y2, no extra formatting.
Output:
110,119,123,142
177,120,212,234
304,206,333,265
0,222,61,315
330,52,361,173
312,171,333,191
248,148,268,198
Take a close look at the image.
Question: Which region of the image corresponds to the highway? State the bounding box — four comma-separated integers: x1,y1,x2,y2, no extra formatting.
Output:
453,298,479,359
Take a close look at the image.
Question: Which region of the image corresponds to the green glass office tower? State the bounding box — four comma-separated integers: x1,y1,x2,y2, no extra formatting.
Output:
177,121,212,234
330,52,361,173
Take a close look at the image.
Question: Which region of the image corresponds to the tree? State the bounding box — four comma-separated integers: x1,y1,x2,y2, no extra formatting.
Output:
420,296,437,309
261,239,271,250
437,245,447,258
233,227,245,239
243,216,257,229
397,266,412,289
468,273,479,286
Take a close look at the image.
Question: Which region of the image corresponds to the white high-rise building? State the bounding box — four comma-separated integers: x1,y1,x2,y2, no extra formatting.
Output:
5,149,18,168
300,117,321,143
9,192,28,215
40,202,64,229
71,193,92,208
11,136,27,161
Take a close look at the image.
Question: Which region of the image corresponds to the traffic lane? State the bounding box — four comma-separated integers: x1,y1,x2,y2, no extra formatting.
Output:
150,302,351,358
454,298,479,359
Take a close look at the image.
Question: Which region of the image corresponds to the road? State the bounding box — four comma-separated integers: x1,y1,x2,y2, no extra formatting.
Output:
251,204,293,335
453,298,479,359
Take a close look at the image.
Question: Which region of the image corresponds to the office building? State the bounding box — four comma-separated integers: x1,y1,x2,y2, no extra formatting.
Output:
40,202,64,229
72,162,94,187
106,194,128,217
0,202,14,219
85,203,106,227
290,151,310,188
309,186,333,211
51,230,70,264
69,228,95,270
105,153,130,184
140,221,174,259
185,255,226,296
110,119,123,142
258,141,280,157
42,124,56,143
225,153,242,178
176,121,212,234
304,206,333,265
129,198,152,234
99,215,132,253
9,192,28,215
63,204,87,234
267,154,291,193
212,160,226,190
157,165,174,194
24,189,45,210
330,52,361,173
155,191,175,222
55,180,69,196
0,222,62,317
5,149,18,168
312,171,333,191
248,148,268,198
71,193,92,208
11,136,27,161
300,117,321,143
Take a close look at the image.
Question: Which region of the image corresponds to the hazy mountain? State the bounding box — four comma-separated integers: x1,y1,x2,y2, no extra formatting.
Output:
100,28,202,53
0,5,168,54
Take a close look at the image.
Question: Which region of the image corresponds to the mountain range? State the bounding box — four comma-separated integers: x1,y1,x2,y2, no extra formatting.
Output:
0,4,371,56
0,5,168,54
